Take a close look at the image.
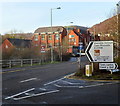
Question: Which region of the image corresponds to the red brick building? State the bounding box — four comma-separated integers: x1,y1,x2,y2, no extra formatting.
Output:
32,26,91,54
67,26,91,53
1,38,32,52
32,26,67,48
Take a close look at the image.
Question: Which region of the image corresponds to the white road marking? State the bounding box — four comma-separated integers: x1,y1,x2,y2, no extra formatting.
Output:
62,80,81,85
54,82,118,88
20,78,37,83
54,84,62,87
84,83,104,88
54,84,83,88
64,73,75,78
62,80,73,84
44,77,65,86
39,88,47,91
5,88,35,100
13,90,59,100
82,82,118,88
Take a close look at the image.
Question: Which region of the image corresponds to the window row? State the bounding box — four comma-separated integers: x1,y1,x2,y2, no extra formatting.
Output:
69,39,76,42
34,34,60,41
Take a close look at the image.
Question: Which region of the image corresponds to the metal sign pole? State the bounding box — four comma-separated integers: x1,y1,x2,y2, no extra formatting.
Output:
78,42,83,69
91,62,94,72
51,47,53,63
79,49,81,69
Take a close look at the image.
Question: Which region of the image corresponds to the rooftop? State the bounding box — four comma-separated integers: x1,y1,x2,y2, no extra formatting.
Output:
7,38,32,48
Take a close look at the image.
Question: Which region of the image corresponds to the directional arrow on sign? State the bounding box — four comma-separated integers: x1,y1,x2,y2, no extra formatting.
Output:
85,42,94,62
99,63,118,70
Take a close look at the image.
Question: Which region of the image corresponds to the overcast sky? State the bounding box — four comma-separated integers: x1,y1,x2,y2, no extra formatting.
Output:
0,0,119,34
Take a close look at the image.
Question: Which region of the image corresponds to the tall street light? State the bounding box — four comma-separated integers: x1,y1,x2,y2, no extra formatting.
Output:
116,3,119,58
50,7,61,63
66,22,73,33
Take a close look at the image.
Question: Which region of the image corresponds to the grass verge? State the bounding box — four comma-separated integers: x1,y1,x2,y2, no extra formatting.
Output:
69,69,120,81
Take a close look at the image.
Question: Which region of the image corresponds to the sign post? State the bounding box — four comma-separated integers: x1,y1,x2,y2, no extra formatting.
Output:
78,42,83,69
85,41,113,73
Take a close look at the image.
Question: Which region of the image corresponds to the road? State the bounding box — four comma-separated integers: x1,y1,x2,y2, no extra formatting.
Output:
2,56,119,105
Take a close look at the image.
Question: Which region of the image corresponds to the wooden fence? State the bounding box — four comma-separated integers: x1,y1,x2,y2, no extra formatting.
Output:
0,58,51,68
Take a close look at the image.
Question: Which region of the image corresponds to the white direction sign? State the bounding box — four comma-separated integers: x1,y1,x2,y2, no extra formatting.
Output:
99,63,118,70
85,41,113,62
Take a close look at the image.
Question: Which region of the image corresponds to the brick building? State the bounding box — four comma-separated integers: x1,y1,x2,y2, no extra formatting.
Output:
32,26,67,49
32,26,91,53
67,26,91,53
1,38,32,52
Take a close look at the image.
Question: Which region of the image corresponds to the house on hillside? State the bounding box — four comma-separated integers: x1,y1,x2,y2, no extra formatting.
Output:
1,38,32,52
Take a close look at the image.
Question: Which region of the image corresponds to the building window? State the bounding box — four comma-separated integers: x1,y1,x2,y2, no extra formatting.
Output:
73,39,76,42
69,35,74,38
69,39,76,42
48,35,52,40
55,34,60,40
5,45,8,49
50,43,52,46
35,44,38,46
34,35,38,41
55,42,60,46
41,35,45,40
48,43,52,47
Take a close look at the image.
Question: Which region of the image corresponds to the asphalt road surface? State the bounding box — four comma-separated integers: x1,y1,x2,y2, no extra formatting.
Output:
2,57,120,105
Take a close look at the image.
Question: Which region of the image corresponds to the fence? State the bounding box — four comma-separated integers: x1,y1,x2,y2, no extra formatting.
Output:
0,58,51,68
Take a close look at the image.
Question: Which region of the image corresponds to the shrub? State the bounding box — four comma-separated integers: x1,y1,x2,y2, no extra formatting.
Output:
115,55,120,68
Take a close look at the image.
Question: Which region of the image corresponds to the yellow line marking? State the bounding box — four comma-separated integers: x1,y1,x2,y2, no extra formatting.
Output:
71,62,77,64
0,69,24,74
0,66,52,74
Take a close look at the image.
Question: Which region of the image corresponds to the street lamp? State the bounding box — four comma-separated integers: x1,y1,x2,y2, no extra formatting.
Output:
51,7,61,28
116,3,119,58
50,7,61,63
66,22,73,33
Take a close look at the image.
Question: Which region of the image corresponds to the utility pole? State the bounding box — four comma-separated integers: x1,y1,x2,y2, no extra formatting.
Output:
93,26,96,41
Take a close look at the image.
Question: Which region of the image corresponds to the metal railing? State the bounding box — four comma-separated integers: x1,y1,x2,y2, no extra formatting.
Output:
0,58,51,68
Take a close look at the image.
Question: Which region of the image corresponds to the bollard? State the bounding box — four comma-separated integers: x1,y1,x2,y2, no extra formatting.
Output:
85,65,92,77
21,60,23,67
31,59,33,66
9,60,12,68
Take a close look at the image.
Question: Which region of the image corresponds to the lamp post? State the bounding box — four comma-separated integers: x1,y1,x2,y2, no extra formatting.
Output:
93,26,96,41
66,22,73,33
116,3,119,58
50,7,61,63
